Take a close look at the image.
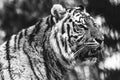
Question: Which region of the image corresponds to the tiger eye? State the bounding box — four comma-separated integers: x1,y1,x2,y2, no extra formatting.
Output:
69,19,72,22
74,25,84,33
79,24,88,30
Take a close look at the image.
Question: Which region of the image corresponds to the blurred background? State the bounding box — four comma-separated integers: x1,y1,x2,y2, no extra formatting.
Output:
0,0,120,80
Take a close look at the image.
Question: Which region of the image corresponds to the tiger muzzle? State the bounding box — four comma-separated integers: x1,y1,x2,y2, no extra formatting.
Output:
74,36,104,62
85,38,103,48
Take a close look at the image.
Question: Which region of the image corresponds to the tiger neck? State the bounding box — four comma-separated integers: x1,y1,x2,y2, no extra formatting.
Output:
33,15,68,79
42,35,68,80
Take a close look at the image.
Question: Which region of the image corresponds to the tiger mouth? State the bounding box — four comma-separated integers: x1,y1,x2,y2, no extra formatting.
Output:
69,37,103,62
73,44,102,62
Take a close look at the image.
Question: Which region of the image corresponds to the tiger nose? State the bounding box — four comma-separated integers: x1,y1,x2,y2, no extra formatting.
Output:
91,30,104,44
95,33,104,44
87,38,103,45
94,38,103,44
87,34,104,45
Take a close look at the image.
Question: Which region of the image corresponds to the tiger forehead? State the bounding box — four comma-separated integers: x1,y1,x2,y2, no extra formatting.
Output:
68,13,90,25
66,7,89,16
65,7,98,28
67,8,90,19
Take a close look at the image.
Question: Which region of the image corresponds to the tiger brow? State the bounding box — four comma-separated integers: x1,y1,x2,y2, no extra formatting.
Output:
76,13,80,16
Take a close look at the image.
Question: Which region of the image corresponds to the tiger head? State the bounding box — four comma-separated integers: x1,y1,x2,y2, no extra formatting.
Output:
50,4,104,68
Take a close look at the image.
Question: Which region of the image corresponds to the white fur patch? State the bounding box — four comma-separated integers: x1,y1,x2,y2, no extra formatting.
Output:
51,4,65,16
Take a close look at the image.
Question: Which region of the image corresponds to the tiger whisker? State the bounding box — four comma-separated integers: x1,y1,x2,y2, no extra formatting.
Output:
73,45,87,58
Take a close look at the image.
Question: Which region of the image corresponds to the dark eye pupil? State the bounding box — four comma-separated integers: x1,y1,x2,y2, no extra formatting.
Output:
79,24,88,30
69,19,72,22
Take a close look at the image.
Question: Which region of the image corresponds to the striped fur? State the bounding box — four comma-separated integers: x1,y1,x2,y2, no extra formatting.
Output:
0,4,104,80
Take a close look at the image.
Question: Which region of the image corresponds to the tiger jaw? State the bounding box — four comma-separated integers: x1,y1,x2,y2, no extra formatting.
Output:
50,32,101,66
68,39,103,63
72,45,98,59
60,38,101,63
50,30,102,69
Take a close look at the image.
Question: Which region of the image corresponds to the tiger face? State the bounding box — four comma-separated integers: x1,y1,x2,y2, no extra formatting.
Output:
50,4,104,68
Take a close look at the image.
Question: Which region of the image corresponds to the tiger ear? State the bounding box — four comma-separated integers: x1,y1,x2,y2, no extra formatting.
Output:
51,4,66,19
77,5,84,11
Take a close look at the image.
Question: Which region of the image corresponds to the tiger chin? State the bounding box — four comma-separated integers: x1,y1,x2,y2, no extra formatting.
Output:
0,4,104,80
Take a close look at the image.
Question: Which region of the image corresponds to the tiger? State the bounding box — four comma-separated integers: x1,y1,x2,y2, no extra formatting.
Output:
0,4,104,80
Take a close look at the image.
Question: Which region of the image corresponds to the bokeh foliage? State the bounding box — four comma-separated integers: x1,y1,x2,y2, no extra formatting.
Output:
0,0,53,41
